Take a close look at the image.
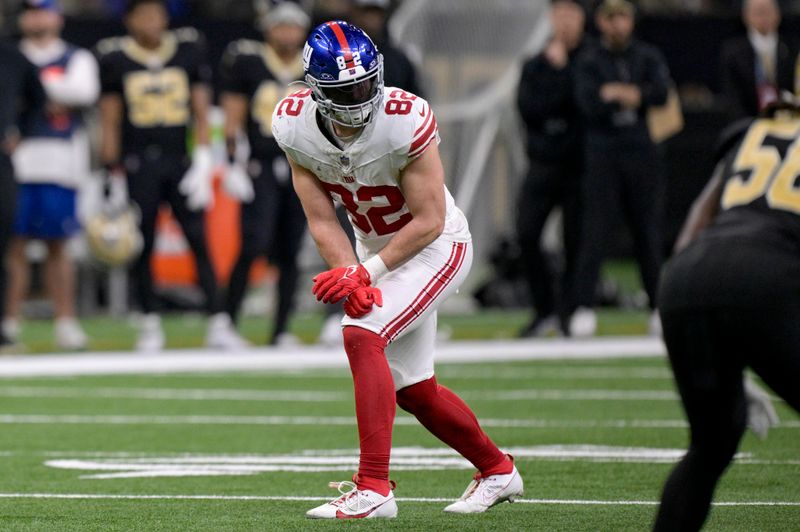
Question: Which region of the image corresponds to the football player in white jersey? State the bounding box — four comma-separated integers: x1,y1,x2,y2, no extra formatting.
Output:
272,21,523,519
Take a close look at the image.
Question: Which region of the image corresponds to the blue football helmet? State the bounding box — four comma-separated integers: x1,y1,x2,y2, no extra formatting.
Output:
303,21,384,127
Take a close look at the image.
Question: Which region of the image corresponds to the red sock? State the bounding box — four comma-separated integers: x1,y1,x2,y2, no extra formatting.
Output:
342,326,395,496
396,376,512,476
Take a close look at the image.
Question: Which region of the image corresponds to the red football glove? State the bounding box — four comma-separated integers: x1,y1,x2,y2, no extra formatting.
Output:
312,264,371,304
344,286,383,318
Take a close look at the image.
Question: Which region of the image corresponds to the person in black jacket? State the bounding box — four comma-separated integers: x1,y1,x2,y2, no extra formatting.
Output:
720,0,796,122
349,0,422,96
0,40,46,348
515,0,587,337
568,0,670,337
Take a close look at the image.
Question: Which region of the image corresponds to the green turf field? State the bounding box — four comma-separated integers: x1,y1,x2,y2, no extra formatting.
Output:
0,356,797,531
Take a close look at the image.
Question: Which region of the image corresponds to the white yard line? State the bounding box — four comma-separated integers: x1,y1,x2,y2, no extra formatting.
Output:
0,387,350,402
0,337,665,377
0,413,797,429
465,390,679,401
0,386,683,402
0,492,797,507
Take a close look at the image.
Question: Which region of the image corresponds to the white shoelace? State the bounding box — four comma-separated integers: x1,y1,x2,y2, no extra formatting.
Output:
459,473,482,500
327,480,365,512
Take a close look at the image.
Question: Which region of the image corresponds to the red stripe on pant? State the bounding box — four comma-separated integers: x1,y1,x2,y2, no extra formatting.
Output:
379,243,458,340
379,243,458,339
381,242,466,342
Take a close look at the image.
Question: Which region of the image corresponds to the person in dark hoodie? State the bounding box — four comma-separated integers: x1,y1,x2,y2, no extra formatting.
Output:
348,0,422,96
568,0,670,338
516,0,587,337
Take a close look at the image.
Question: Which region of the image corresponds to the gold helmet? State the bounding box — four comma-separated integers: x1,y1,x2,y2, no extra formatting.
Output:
85,204,143,268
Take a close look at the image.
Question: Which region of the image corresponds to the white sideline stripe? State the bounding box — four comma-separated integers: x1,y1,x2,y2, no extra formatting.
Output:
0,337,665,377
0,414,797,429
0,493,797,507
0,386,681,402
119,366,672,380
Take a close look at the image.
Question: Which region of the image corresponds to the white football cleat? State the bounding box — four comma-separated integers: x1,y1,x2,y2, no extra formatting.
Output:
206,313,249,350
2,318,20,343
569,306,597,338
55,318,88,351
648,310,663,337
443,464,524,514
273,332,302,347
743,375,779,439
520,314,561,338
306,480,397,519
136,313,165,352
318,313,344,347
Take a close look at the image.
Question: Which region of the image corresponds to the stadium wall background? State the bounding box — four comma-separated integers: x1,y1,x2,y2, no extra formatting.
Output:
49,13,800,256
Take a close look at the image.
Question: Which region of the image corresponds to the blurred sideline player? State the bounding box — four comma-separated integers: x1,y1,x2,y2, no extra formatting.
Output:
95,0,235,351
273,22,522,519
515,0,586,337
4,0,98,351
315,0,423,347
0,38,46,349
653,96,800,531
219,2,310,347
568,0,670,337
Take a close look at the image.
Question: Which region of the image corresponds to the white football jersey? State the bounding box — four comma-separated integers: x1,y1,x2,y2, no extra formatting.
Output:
272,86,470,257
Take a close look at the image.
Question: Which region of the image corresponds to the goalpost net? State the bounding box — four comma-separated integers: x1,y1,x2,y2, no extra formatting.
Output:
390,0,551,267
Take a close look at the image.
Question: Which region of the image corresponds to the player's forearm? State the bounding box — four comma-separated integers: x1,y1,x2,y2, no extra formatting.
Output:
674,168,724,253
194,117,211,147
309,219,358,269
221,94,247,159
191,85,212,146
98,97,122,166
375,215,444,271
223,111,241,142
100,127,122,166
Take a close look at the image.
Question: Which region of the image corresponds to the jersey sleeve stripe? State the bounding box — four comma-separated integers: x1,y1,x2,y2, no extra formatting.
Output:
414,108,433,136
380,243,458,339
410,116,438,156
409,133,436,158
410,115,437,150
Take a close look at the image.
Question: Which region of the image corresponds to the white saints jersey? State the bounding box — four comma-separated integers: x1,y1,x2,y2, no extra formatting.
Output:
272,86,470,257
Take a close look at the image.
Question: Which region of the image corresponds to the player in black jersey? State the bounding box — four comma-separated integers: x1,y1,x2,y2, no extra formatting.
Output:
218,2,310,346
96,0,238,351
653,97,800,531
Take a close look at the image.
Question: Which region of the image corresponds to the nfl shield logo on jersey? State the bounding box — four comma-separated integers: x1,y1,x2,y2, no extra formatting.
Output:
340,154,350,167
